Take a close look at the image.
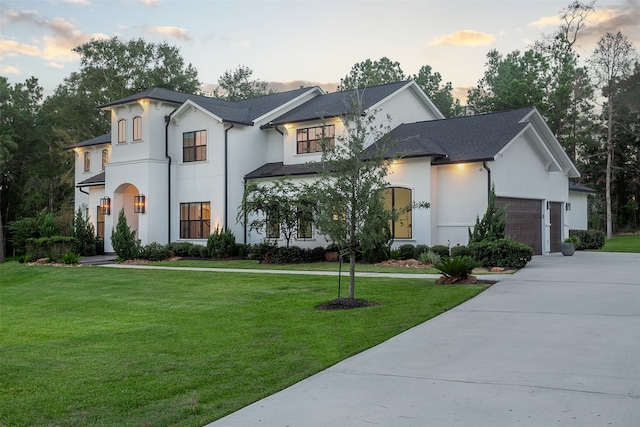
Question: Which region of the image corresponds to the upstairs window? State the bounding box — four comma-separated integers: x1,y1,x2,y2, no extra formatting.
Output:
117,119,126,143
183,130,207,162
83,152,90,172
101,149,108,171
383,187,412,239
296,124,334,154
133,116,142,141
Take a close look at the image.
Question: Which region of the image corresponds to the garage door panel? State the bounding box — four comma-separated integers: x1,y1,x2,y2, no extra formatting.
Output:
497,197,542,255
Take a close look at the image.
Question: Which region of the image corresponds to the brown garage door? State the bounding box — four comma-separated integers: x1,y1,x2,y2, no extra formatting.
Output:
549,202,562,253
496,197,542,255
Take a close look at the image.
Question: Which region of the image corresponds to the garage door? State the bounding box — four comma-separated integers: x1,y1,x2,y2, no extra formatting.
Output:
496,197,542,255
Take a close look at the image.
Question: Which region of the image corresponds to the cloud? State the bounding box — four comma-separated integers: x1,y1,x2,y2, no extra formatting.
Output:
139,0,159,6
529,15,561,28
143,26,192,41
1,64,21,75
0,38,41,57
429,30,496,47
582,3,640,39
64,0,91,4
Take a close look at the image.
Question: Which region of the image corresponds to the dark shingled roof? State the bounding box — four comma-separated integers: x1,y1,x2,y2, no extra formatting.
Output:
267,81,411,126
380,107,533,163
77,171,105,187
245,162,322,179
66,133,111,150
569,182,597,193
99,87,316,125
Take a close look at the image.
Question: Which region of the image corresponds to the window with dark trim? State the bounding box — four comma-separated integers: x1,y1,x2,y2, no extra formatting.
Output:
296,203,313,239
117,119,126,143
296,124,334,154
183,130,207,162
83,151,90,172
101,149,108,171
180,202,211,238
96,206,105,238
383,187,412,239
133,116,142,141
266,210,280,239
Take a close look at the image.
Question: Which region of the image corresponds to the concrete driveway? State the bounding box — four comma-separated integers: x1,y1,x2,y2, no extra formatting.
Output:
207,252,640,427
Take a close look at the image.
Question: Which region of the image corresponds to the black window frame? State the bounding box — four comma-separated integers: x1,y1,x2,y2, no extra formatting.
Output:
296,124,335,154
180,202,211,239
384,187,413,239
183,130,207,162
117,119,126,143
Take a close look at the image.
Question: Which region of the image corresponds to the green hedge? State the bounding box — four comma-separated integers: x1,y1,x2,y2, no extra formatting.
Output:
263,246,326,264
469,238,533,269
25,236,79,262
569,229,605,250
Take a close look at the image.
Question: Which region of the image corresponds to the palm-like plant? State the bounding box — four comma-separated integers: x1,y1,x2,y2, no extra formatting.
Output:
434,256,479,284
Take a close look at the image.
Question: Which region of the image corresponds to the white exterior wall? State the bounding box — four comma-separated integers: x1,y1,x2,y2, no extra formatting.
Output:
568,192,589,230
432,162,488,248
375,88,440,130
72,143,110,231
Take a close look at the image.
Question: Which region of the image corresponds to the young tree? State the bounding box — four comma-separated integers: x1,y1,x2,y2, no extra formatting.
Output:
214,65,276,101
311,96,428,301
338,57,406,91
239,178,314,247
588,31,637,238
468,186,506,244
111,209,139,260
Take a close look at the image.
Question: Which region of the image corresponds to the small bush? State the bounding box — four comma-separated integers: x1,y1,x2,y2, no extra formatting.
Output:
450,245,471,258
249,241,277,261
388,249,402,260
62,252,80,265
310,246,326,262
111,209,140,260
414,245,429,257
469,238,533,269
430,245,450,259
397,244,416,260
434,256,480,283
72,207,96,256
419,250,441,265
140,242,171,261
207,228,237,258
569,229,605,250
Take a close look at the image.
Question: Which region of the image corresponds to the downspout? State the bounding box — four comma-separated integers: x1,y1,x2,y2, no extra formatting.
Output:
224,123,234,231
482,161,492,199
78,186,89,196
165,114,173,244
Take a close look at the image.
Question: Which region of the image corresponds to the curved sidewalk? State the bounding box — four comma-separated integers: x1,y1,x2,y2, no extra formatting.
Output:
206,252,640,427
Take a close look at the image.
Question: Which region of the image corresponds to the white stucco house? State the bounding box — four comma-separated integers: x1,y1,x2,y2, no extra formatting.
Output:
68,80,591,255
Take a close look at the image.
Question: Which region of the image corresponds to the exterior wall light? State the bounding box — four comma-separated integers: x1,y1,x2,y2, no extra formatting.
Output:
134,194,146,213
99,197,111,215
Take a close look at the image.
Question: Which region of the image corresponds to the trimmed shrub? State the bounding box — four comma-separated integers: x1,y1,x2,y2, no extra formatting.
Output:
397,244,416,260
414,244,429,257
72,207,97,256
140,242,171,261
26,236,79,262
310,246,327,262
469,238,533,269
167,242,206,258
450,245,471,258
249,241,277,261
569,229,605,250
111,209,140,260
207,228,237,258
430,245,450,259
62,251,80,265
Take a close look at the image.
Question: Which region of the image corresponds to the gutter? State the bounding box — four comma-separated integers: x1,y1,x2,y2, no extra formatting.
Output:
165,112,175,244
224,123,234,231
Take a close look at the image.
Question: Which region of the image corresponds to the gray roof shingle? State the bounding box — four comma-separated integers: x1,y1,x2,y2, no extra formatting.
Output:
267,81,411,126
77,171,105,187
66,133,111,149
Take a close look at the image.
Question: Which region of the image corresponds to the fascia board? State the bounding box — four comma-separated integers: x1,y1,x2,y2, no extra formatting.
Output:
527,109,580,177
172,99,224,124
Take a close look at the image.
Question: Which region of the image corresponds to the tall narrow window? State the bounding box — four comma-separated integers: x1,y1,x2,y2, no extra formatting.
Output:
383,187,412,239
117,119,126,143
102,149,108,171
297,203,313,239
180,202,211,238
83,151,90,172
133,116,142,141
183,130,207,162
266,210,280,239
96,206,105,238
296,124,335,154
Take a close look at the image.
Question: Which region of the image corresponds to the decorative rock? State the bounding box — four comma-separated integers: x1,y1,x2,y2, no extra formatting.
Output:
491,267,505,272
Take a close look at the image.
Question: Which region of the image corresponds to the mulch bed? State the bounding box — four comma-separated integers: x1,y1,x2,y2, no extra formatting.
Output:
315,298,381,310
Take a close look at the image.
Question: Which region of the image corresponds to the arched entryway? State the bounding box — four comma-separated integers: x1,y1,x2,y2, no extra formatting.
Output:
113,183,140,238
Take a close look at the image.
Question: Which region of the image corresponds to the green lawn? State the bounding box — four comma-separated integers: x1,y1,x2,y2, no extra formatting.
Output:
151,258,441,274
601,234,640,253
0,262,486,427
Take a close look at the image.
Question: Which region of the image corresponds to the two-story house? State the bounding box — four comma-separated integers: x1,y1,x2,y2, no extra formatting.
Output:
68,80,587,255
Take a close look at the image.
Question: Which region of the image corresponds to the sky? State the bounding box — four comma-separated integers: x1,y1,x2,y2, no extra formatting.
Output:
1,0,639,102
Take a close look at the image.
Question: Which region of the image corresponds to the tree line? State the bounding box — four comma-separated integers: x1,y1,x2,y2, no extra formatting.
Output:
1,1,638,261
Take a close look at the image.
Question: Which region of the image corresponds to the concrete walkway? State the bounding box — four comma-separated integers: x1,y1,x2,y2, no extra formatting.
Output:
206,252,640,427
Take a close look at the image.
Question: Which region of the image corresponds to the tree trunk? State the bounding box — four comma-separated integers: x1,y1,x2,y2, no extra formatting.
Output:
348,253,356,300
606,100,614,239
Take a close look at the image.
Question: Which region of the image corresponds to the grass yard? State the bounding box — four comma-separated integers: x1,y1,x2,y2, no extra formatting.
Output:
0,262,487,427
150,259,440,274
601,234,640,253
